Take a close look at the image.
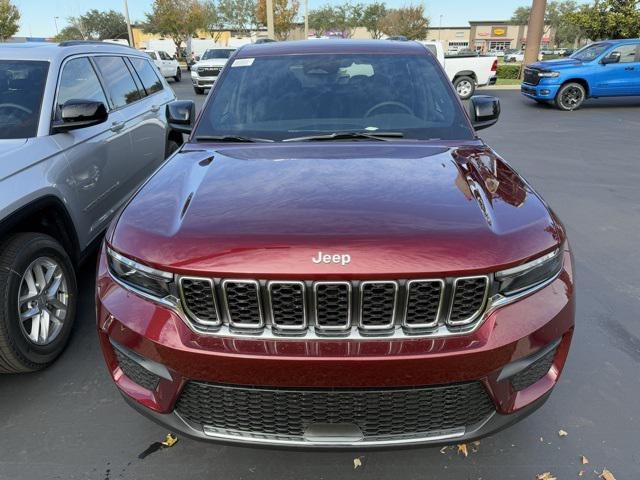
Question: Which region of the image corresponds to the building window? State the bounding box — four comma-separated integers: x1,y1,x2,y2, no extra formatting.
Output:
489,41,511,51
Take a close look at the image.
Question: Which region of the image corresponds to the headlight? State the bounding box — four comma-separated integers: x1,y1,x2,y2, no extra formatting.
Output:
496,248,563,297
107,247,173,299
538,71,560,78
191,69,198,77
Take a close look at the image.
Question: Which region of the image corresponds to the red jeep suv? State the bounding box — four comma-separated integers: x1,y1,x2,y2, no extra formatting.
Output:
97,40,574,448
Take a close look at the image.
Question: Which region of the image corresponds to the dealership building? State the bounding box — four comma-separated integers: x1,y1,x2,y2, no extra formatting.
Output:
427,21,555,53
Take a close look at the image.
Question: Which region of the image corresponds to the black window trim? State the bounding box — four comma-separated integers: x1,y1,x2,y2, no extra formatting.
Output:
50,54,111,133
125,56,164,98
91,54,153,112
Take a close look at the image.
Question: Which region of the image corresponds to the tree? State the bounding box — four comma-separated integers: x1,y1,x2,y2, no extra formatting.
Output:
256,0,298,39
54,26,85,41
308,5,338,37
220,0,257,36
333,2,363,38
568,0,640,40
510,5,531,25
361,2,387,39
510,1,582,47
76,9,128,39
0,0,20,42
203,0,227,42
144,0,208,59
381,4,429,40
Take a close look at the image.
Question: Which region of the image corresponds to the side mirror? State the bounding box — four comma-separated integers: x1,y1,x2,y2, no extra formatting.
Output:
468,95,500,131
601,51,621,65
52,100,108,133
167,100,195,134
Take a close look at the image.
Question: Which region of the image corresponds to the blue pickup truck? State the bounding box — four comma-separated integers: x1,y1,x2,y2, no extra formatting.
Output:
521,39,640,110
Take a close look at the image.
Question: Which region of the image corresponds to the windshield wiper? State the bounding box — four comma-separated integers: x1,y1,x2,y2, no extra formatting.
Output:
194,135,274,143
282,131,404,142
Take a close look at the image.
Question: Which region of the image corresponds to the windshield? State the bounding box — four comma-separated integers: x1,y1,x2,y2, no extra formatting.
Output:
195,53,474,142
0,60,48,139
571,43,611,62
201,49,235,60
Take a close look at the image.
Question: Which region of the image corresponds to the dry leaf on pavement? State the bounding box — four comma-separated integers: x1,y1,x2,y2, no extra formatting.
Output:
353,457,363,469
581,455,589,465
578,470,585,477
161,433,178,447
457,443,468,457
558,429,568,437
536,473,557,480
599,469,616,480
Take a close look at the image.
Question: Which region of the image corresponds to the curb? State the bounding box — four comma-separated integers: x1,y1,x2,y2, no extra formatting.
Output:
479,84,521,90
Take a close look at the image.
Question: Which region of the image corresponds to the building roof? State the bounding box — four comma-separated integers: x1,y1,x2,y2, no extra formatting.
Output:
237,39,428,58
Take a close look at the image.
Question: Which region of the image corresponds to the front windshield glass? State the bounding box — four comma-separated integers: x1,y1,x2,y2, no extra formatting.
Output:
571,43,611,61
195,53,475,141
201,49,235,60
0,60,48,139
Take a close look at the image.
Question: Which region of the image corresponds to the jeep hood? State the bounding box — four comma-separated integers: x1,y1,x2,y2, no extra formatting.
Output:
109,143,563,277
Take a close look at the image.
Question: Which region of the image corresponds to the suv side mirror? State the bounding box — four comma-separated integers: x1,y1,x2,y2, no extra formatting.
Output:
601,51,621,65
167,100,196,134
52,100,108,133
468,95,500,131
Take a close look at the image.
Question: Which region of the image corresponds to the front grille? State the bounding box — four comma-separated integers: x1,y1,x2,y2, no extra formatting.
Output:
523,68,540,85
114,349,160,391
197,66,221,77
512,347,557,391
175,381,495,441
223,280,263,328
179,275,491,337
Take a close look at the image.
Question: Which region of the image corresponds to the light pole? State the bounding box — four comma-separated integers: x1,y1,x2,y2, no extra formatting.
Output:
304,0,309,39
54,16,59,36
266,0,275,39
123,0,134,47
523,0,546,67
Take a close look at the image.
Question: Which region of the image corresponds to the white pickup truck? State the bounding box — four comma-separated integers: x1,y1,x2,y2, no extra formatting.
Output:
421,41,498,99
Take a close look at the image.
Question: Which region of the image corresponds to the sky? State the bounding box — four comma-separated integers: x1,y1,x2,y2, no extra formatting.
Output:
14,0,535,38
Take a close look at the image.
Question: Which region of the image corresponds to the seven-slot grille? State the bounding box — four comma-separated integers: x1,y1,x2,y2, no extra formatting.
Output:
523,68,541,85
179,276,490,337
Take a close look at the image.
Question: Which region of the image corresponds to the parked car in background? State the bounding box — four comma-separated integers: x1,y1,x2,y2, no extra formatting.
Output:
143,49,181,82
489,49,506,58
0,41,186,373
422,41,497,99
98,39,574,449
521,39,640,110
504,50,525,63
190,47,236,94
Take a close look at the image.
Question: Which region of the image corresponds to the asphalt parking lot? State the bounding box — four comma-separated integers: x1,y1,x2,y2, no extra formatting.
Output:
1,79,639,479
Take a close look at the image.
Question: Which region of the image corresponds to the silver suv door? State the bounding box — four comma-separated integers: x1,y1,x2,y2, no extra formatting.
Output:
51,56,132,246
92,55,166,202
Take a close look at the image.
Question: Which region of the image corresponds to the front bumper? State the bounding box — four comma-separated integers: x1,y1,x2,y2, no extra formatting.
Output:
96,244,575,448
191,76,217,88
521,82,561,100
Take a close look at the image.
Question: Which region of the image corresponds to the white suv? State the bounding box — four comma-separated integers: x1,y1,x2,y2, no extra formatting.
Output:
143,49,181,82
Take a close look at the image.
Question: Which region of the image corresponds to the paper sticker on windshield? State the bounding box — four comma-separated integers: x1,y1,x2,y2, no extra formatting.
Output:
232,58,254,67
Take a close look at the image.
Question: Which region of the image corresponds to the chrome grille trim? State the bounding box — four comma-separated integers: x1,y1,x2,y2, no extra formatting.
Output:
403,279,445,329
177,276,495,339
313,281,352,333
221,279,264,329
178,276,221,327
359,281,398,331
447,275,490,327
268,281,307,332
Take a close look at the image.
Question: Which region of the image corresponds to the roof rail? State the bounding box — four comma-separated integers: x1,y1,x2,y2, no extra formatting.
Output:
58,40,132,48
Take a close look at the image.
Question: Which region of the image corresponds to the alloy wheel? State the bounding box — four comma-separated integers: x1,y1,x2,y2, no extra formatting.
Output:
17,257,69,346
457,80,473,97
561,86,583,110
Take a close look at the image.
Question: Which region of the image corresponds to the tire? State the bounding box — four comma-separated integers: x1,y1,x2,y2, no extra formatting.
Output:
166,139,180,158
174,68,181,82
555,82,586,111
454,76,475,100
194,86,205,95
0,233,77,373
